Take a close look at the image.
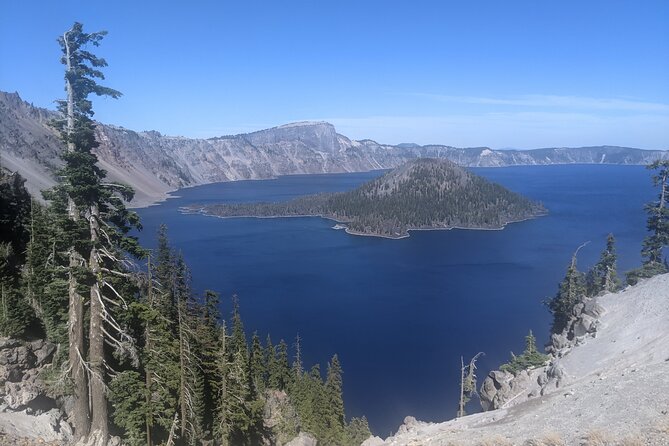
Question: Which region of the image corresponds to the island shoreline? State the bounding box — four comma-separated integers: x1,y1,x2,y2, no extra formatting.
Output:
179,207,546,240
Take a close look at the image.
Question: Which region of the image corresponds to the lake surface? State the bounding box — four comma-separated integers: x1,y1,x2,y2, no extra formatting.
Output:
135,165,654,435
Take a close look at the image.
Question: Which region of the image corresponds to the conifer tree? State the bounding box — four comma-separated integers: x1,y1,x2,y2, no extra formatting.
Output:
249,332,265,396
199,289,221,435
109,371,149,446
548,244,587,334
642,161,669,265
217,298,263,445
326,355,345,426
589,234,620,295
0,170,34,336
324,355,346,444
49,22,143,442
345,416,372,445
174,254,202,443
628,161,669,284
457,352,483,418
499,330,549,374
276,339,291,390
265,334,280,389
214,322,230,443
141,234,180,443
292,334,304,381
22,200,69,352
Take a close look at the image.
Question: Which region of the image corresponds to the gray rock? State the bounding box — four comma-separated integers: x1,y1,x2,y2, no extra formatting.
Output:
0,338,21,350
361,435,385,446
544,362,567,391
573,314,598,337
46,407,62,429
262,389,299,445
395,416,427,436
583,300,605,319
59,419,74,441
480,370,513,411
30,339,56,366
108,436,123,446
59,395,75,419
4,379,41,410
551,333,570,351
285,432,317,446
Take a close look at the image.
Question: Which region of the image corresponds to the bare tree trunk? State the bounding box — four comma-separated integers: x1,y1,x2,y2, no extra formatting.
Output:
177,299,187,440
88,203,108,439
166,413,179,446
217,323,228,445
145,255,153,446
457,356,465,418
64,28,90,441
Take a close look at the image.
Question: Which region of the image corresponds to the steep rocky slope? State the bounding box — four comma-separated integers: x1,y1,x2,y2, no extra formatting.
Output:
365,274,669,446
2,90,668,207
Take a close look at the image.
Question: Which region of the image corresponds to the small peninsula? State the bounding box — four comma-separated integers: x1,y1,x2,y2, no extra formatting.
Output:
184,158,546,238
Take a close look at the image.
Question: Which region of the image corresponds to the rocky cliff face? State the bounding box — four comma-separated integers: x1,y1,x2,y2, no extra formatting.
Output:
0,338,72,442
1,90,667,207
479,295,605,412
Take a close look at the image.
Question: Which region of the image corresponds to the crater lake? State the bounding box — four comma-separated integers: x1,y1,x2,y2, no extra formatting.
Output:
134,164,654,435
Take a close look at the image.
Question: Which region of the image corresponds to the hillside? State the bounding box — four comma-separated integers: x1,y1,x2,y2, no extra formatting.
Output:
187,158,546,238
365,274,669,445
1,91,668,207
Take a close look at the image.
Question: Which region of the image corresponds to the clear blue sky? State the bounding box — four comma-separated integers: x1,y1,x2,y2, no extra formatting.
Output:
1,0,668,148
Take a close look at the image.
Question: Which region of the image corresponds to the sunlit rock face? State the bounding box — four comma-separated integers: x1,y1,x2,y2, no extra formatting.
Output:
2,90,667,206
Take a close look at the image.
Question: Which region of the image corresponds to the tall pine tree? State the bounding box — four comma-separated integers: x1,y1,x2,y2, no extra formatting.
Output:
629,161,669,284
49,22,143,442
588,234,620,295
548,244,587,334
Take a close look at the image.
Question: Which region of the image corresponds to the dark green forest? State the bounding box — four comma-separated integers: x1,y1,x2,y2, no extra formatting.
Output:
190,158,546,238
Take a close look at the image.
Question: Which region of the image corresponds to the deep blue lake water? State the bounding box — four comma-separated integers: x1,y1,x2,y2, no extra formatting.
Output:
135,165,654,435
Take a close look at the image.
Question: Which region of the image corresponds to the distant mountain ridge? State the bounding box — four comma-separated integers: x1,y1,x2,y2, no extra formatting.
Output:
1,90,667,207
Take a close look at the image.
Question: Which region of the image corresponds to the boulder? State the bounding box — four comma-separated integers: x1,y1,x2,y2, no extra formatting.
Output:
361,436,385,446
541,362,567,395
0,344,31,368
550,333,569,351
0,338,21,350
0,408,72,441
30,339,56,367
481,367,551,411
59,395,76,420
573,314,598,338
285,432,317,446
0,338,58,413
4,378,42,410
263,389,299,445
583,300,605,319
480,370,513,411
397,416,418,433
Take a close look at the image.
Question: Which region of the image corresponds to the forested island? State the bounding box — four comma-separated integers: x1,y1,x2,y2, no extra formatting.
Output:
184,158,547,238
